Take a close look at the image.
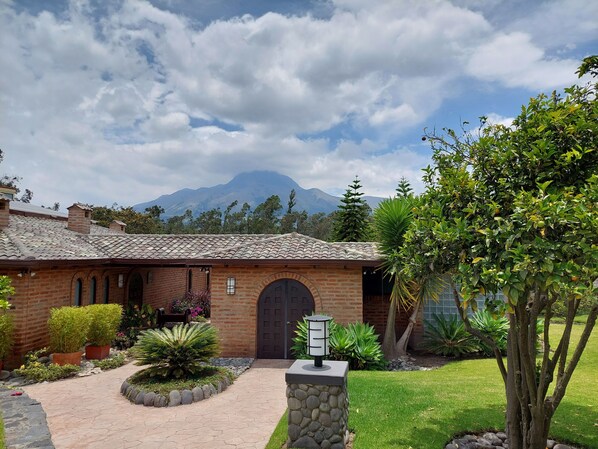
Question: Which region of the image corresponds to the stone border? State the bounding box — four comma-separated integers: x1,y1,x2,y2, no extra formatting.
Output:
0,387,55,449
120,375,232,407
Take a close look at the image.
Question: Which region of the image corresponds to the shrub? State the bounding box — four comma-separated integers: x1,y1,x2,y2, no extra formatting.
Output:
86,304,123,346
95,353,126,370
470,309,509,356
121,304,156,330
422,314,478,358
335,322,385,370
48,306,91,353
14,347,80,381
291,318,385,370
113,330,138,350
131,323,219,379
0,277,15,361
171,290,211,318
14,362,80,382
0,311,14,361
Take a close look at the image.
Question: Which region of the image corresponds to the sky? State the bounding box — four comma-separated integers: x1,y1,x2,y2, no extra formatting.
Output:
1,0,596,210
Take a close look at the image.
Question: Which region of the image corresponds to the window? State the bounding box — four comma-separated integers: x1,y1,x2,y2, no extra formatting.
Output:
103,277,110,304
89,277,97,304
188,269,193,291
74,278,82,306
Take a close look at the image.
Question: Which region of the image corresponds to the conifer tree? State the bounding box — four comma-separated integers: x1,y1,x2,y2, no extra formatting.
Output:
332,176,371,242
396,176,413,198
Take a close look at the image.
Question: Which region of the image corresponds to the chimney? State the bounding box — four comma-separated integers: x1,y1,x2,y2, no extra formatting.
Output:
67,203,93,234
109,220,127,234
0,186,16,229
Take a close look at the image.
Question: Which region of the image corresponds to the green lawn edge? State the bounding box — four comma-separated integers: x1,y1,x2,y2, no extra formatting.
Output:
266,323,597,449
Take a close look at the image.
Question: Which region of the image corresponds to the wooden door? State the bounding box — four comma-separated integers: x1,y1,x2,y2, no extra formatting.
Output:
257,279,314,359
128,273,144,308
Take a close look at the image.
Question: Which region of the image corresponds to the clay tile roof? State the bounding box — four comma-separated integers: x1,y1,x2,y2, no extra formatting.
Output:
200,233,381,262
67,203,92,211
84,234,270,260
0,214,382,264
0,215,117,261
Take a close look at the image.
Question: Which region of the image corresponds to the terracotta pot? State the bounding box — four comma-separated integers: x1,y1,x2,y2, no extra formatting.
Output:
85,344,111,360
52,351,83,366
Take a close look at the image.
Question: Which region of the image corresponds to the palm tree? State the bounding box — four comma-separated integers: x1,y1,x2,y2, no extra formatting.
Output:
374,196,443,358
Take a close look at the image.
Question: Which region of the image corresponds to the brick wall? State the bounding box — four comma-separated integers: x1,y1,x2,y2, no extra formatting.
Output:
363,295,425,349
1,265,208,367
210,265,363,357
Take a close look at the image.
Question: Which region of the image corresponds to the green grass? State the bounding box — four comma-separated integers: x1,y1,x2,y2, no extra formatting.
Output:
266,323,598,449
128,366,232,396
0,414,4,449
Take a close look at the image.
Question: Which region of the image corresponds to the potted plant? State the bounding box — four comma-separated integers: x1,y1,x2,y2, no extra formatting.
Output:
48,306,91,366
0,276,15,371
85,304,123,360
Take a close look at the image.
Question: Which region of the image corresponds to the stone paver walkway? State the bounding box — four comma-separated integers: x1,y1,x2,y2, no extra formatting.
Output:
23,360,292,449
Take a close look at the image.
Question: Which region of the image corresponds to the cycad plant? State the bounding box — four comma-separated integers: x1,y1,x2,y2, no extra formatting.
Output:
132,323,219,379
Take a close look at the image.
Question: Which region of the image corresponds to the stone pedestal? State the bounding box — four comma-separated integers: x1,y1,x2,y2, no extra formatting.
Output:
285,360,349,449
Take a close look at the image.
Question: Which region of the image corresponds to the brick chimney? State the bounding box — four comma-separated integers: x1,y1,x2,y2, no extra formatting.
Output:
67,203,93,234
0,186,16,229
109,220,127,234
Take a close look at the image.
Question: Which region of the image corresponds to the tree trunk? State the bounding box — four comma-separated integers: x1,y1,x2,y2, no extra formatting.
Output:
395,299,422,356
382,300,399,360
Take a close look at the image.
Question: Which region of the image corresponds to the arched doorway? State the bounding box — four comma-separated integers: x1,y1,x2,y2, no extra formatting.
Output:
257,279,315,359
128,273,144,308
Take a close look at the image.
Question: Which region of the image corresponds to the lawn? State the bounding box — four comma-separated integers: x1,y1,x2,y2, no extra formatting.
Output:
0,414,4,449
266,322,598,449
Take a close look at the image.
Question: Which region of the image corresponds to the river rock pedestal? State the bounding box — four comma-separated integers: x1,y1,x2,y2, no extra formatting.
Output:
285,360,349,449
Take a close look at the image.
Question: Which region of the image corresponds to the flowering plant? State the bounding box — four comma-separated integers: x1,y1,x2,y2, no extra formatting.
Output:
170,290,210,318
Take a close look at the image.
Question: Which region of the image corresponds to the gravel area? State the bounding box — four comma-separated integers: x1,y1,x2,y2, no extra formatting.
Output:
208,357,254,377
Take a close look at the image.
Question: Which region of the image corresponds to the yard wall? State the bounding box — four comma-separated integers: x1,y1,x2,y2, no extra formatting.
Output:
210,265,363,358
1,266,207,368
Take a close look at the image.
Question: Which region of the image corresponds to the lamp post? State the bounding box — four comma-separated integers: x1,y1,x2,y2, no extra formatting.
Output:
306,314,331,368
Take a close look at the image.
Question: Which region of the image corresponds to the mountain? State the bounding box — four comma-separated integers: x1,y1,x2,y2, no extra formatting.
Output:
134,171,385,218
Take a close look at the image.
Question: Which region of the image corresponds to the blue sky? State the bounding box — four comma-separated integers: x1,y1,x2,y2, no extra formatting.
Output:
1,0,596,208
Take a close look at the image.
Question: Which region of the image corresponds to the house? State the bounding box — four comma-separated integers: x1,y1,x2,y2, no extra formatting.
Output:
0,190,423,368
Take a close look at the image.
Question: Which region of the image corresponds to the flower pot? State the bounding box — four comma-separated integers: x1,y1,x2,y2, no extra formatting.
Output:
85,344,111,360
52,351,83,366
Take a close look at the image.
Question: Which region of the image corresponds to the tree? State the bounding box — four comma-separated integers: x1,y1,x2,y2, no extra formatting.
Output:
301,211,336,241
374,196,443,358
396,177,413,198
92,204,164,234
401,58,598,449
332,176,372,242
248,195,282,234
195,208,223,233
222,201,251,234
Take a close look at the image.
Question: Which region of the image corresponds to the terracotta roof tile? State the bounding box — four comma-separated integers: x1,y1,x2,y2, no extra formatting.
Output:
0,214,382,264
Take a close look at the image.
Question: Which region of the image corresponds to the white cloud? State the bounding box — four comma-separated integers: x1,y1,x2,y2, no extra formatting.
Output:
466,32,579,89
0,0,592,209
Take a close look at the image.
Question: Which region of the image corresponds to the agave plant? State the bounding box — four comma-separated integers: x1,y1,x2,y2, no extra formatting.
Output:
292,317,384,370
470,309,509,356
422,314,478,358
132,323,219,379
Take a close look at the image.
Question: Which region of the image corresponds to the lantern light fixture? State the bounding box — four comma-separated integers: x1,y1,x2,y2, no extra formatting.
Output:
226,277,236,295
306,314,332,368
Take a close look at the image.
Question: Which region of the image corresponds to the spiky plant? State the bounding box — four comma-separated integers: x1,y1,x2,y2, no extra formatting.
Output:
470,309,509,356
132,323,219,379
422,314,478,358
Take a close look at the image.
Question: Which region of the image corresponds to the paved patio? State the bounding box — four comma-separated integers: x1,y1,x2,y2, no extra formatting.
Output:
23,359,293,449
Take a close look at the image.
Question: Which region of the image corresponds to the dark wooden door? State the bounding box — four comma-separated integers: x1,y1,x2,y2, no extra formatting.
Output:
128,273,143,308
257,279,314,359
